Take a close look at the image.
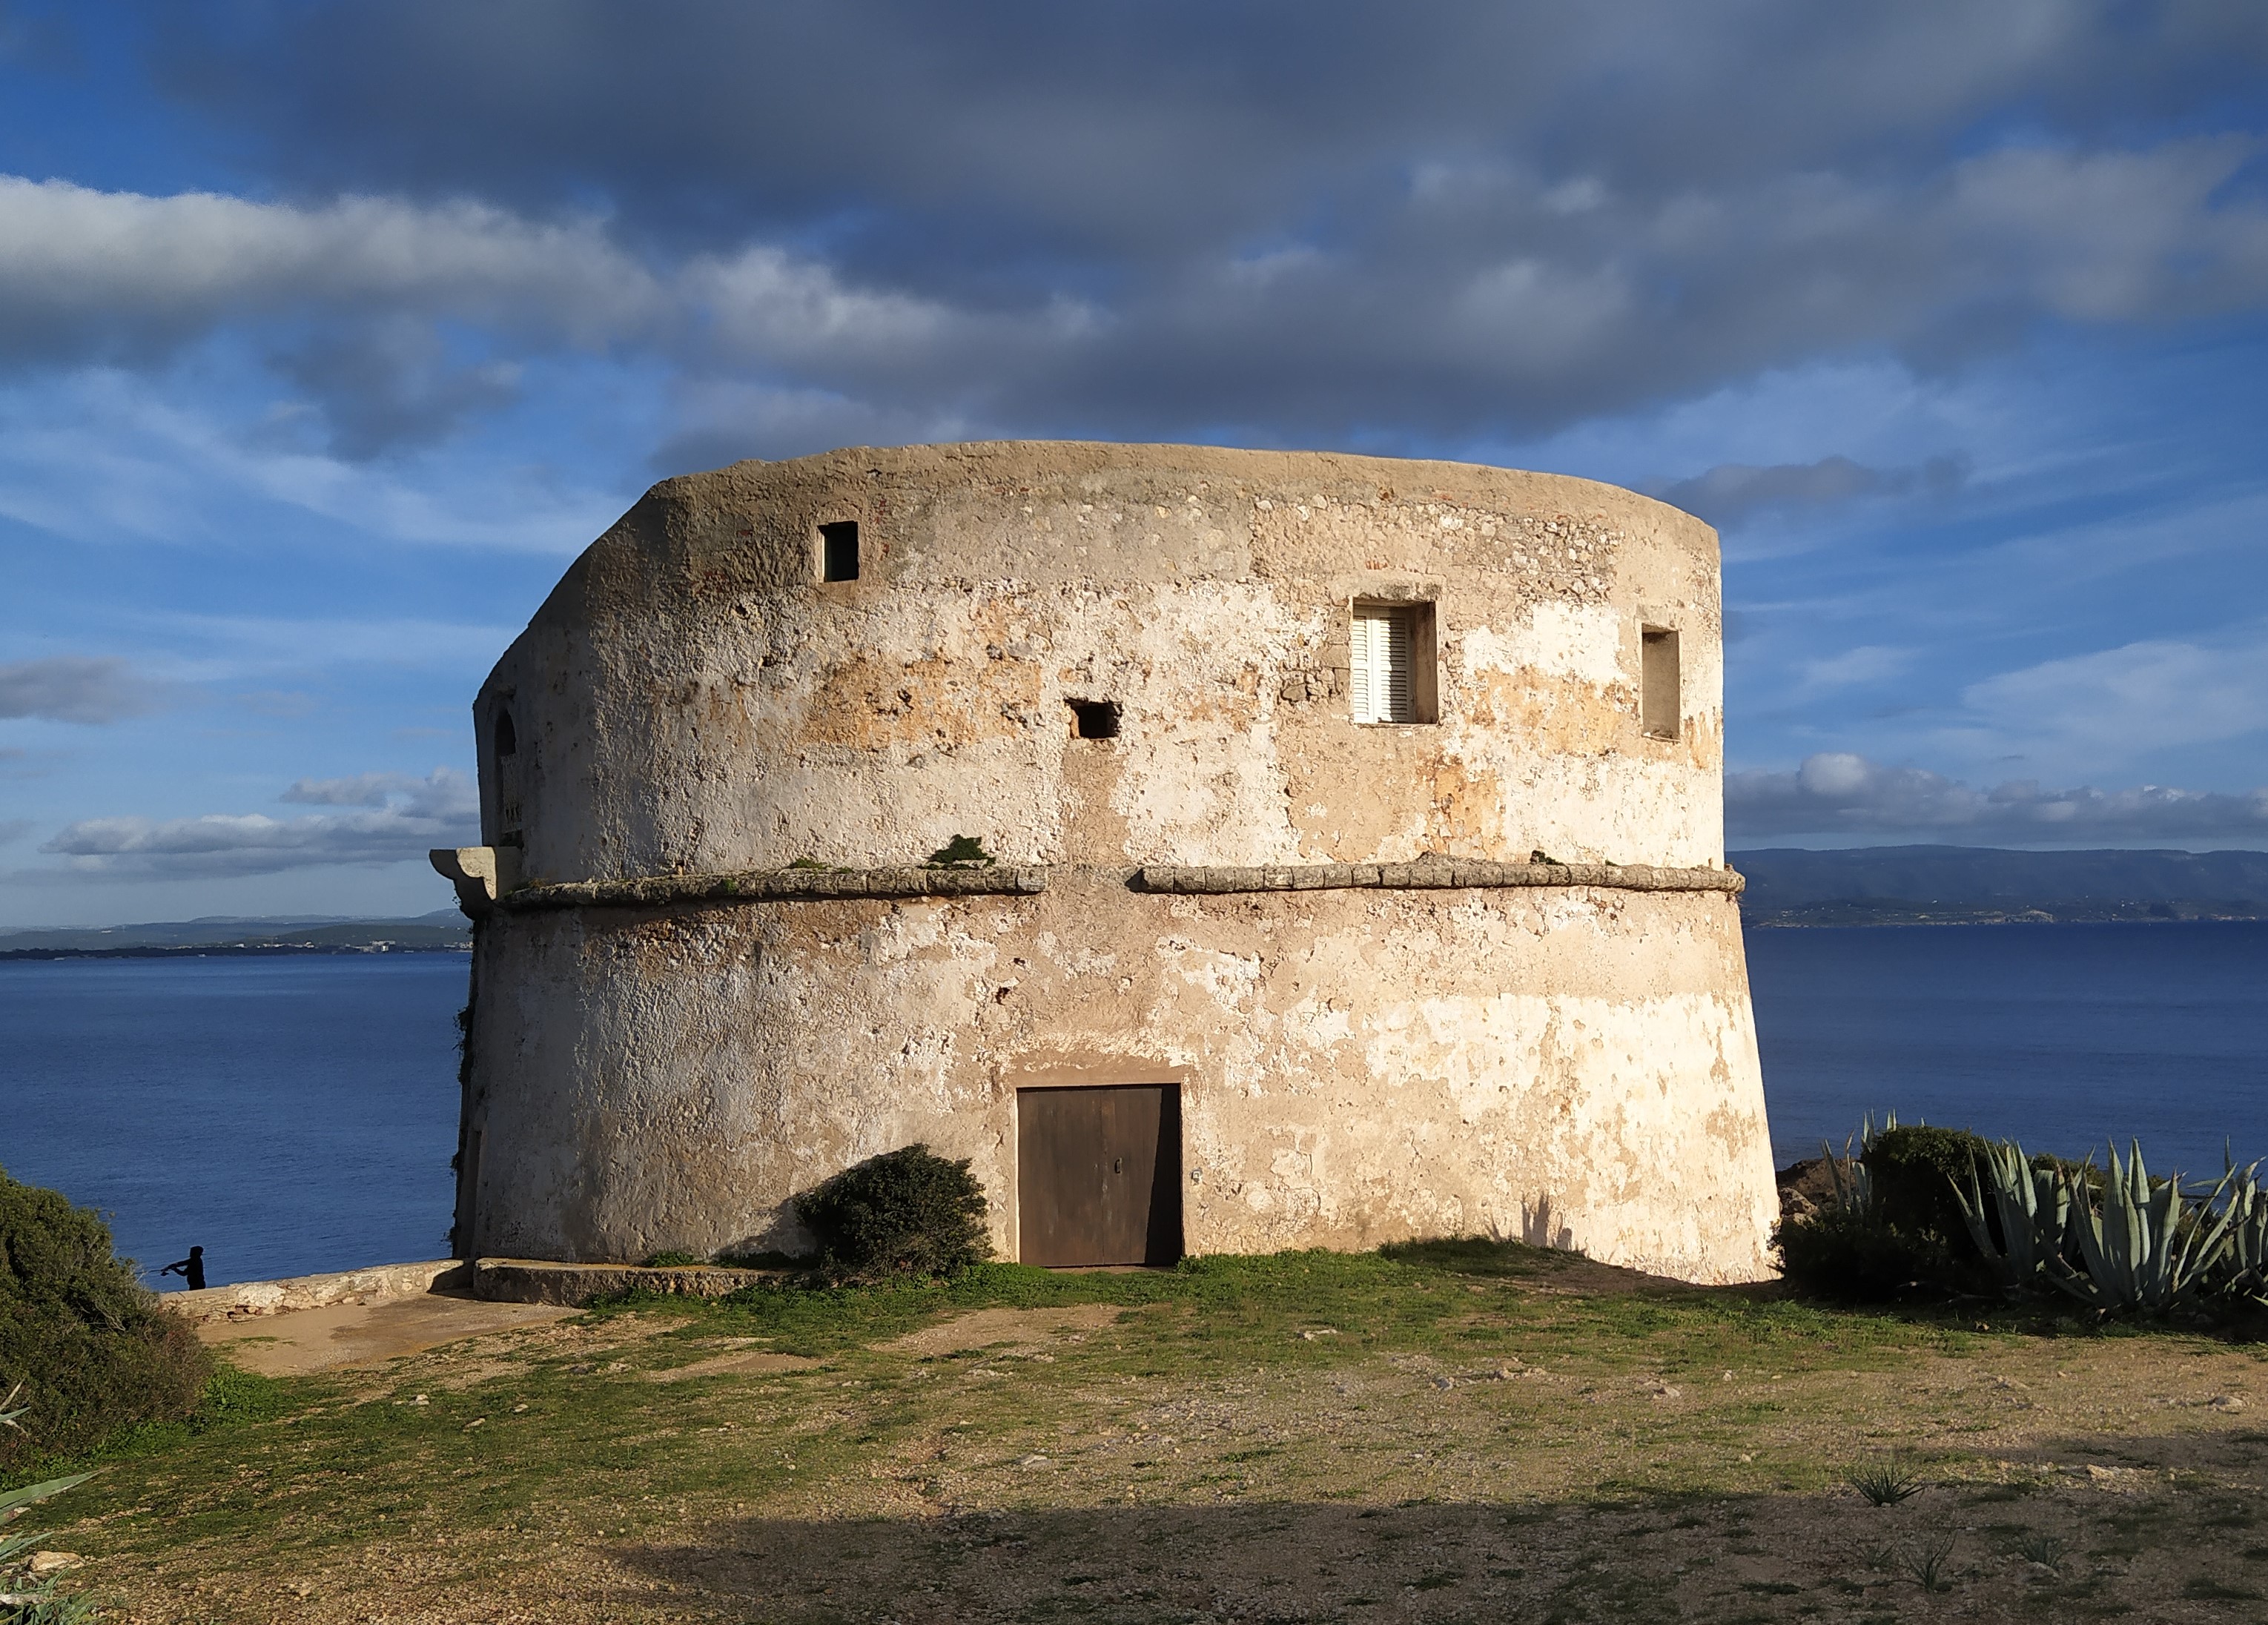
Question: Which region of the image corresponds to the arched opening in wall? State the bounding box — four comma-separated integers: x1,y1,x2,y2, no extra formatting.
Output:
1016,1084,1183,1267
493,707,524,844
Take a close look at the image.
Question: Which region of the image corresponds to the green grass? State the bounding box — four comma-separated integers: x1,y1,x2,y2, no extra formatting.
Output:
8,1239,2261,1622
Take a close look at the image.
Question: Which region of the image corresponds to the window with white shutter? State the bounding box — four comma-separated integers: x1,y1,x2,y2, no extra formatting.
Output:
1349,603,1417,724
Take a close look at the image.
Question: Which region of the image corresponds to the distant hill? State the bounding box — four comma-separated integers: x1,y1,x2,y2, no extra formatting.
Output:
1732,845,2268,925
0,911,470,957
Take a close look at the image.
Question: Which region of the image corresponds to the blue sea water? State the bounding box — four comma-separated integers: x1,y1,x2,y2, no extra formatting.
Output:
1748,920,2268,1175
1,955,467,1290
3,923,2264,1289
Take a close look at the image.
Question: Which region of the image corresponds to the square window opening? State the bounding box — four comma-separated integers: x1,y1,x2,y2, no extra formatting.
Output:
1642,626,1680,738
819,520,860,582
1068,699,1121,739
1349,600,1438,724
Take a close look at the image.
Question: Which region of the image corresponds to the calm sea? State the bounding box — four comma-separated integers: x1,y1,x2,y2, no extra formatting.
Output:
1748,920,2268,1174
4,922,2264,1289
1,956,466,1289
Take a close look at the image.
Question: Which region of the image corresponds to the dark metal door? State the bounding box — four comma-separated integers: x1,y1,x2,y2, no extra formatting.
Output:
1017,1085,1182,1266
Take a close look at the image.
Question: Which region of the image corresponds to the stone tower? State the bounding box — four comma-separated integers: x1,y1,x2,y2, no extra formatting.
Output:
434,441,1778,1283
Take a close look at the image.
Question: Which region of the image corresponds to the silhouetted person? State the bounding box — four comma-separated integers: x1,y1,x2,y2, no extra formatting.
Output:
158,1246,205,1291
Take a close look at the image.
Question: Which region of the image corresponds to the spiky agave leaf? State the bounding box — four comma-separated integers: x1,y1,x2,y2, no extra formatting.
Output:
2214,1156,2268,1302
2055,1140,2238,1311
1956,1139,2069,1291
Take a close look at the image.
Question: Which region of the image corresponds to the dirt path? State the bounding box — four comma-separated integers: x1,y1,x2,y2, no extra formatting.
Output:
195,1291,578,1375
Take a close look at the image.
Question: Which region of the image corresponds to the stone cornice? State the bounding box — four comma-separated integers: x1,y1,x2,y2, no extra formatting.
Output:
480,855,1740,915
498,863,1050,913
1136,858,1742,895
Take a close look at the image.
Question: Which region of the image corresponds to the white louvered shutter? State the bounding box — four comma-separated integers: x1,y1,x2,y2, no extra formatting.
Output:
1380,608,1412,722
1349,609,1375,722
1350,605,1413,724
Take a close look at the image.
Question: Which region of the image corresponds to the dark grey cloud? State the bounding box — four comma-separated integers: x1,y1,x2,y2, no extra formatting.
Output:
1727,752,2268,841
268,317,523,458
1655,454,1968,526
151,3,2268,263
1,4,2265,455
42,767,476,878
0,656,159,724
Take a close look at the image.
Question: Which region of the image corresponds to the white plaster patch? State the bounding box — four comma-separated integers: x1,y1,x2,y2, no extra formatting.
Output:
1465,600,1623,688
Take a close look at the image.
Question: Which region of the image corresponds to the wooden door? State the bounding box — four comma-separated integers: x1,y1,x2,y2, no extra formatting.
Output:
1017,1085,1182,1267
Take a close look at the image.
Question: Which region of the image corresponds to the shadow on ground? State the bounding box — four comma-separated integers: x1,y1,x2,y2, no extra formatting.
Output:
618,1432,2268,1625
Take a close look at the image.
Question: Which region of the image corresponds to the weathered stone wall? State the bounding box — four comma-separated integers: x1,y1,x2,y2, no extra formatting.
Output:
457,443,1777,1283
466,873,1776,1284
477,443,1725,881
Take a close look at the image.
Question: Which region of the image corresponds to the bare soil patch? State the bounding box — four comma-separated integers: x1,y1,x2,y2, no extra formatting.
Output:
882,1303,1129,1357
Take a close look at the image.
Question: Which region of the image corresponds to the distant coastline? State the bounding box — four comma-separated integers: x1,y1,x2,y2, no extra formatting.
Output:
1745,904,2267,927
0,942,472,962
0,912,471,960
1734,844,2268,928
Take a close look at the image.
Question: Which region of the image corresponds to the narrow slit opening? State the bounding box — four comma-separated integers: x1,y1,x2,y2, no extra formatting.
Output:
819,520,860,582
1642,626,1680,738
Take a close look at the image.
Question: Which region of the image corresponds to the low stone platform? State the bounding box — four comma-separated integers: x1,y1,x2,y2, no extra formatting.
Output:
470,1256,787,1307
166,1260,469,1326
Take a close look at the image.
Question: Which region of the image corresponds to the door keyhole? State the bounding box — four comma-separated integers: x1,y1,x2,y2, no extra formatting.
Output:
1112,1156,1124,1175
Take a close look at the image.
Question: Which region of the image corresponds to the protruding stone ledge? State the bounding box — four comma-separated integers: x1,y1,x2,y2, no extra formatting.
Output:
498,863,1050,913
482,856,1737,915
1135,858,1744,896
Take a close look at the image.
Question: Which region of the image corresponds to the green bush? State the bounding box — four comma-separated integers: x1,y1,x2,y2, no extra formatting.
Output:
793,1145,994,1283
0,1167,212,1475
1864,1125,1997,1254
1773,1203,1950,1301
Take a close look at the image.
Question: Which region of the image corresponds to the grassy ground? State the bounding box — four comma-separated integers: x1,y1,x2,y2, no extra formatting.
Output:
15,1241,2268,1623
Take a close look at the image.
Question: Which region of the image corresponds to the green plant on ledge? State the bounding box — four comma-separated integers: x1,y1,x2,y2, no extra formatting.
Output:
927,835,996,868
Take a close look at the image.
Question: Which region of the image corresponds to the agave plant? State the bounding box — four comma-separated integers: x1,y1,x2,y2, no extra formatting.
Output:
1955,1139,2070,1292
1819,1111,1898,1222
1,1385,95,1622
2051,1141,2238,1311
2209,1156,2268,1303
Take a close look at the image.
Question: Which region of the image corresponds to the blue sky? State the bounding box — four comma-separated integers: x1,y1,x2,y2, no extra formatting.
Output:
3,1,2267,925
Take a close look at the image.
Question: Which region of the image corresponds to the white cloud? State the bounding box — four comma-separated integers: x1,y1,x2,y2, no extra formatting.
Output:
1798,646,1917,692
0,371,630,552
39,767,476,878
1728,751,2268,841
4,129,2268,459
1958,635,2268,759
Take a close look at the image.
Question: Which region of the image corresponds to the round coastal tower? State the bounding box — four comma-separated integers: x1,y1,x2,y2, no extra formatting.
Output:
437,442,1779,1283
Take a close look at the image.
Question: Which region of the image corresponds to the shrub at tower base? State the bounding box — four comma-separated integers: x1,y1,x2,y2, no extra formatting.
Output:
793,1145,995,1284
0,1168,211,1474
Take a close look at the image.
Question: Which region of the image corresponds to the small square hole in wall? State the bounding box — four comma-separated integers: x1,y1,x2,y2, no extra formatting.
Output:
819,520,859,582
1068,699,1121,739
